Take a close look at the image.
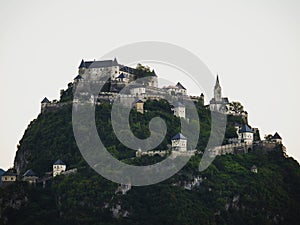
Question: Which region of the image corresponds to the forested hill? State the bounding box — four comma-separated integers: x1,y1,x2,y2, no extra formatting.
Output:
0,99,300,225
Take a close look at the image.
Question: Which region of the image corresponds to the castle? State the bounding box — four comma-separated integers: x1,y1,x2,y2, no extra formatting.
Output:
39,58,284,158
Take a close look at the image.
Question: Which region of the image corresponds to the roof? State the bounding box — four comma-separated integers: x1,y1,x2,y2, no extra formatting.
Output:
135,99,144,103
272,132,282,140
176,82,186,90
79,59,86,68
251,165,257,170
74,75,83,80
239,124,253,133
173,102,185,107
41,97,50,104
84,59,119,68
2,171,17,177
53,159,66,165
171,133,187,140
23,169,37,177
117,73,126,79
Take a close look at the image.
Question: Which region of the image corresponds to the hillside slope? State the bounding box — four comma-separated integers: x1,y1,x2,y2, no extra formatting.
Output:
1,100,299,225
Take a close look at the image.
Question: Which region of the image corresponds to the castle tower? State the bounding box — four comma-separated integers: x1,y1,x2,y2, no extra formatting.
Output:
53,160,66,177
199,93,205,106
173,102,186,118
78,59,86,75
214,75,222,101
134,99,144,114
41,97,50,113
171,133,187,151
238,124,254,144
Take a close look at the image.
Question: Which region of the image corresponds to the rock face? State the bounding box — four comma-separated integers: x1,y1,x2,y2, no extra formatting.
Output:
13,148,28,175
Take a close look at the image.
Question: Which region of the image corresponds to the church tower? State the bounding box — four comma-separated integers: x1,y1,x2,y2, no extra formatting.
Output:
214,75,222,101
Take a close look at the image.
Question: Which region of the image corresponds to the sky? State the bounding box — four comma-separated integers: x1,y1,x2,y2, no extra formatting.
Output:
0,0,299,170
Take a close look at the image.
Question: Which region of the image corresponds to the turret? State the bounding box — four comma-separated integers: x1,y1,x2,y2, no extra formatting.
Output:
214,75,222,101
199,93,205,106
171,133,187,151
78,59,86,75
41,97,50,113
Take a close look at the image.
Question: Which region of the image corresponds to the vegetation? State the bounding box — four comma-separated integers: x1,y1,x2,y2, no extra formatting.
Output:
1,98,300,225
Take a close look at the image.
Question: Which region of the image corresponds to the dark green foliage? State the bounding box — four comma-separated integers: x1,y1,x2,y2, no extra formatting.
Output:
3,99,300,225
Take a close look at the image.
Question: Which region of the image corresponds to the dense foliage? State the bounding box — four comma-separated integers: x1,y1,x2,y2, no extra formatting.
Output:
1,99,300,225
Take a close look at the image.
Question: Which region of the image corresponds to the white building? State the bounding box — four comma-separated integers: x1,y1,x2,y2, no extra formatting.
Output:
53,159,66,177
129,84,146,96
271,132,282,144
251,165,258,173
209,76,229,113
238,124,254,144
173,102,186,118
171,133,187,151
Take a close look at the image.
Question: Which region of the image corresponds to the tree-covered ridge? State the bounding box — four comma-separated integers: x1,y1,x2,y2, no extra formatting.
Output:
2,97,299,225
2,149,300,225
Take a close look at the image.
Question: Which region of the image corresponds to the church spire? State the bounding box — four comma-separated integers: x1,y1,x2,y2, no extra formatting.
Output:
215,74,220,87
214,74,222,101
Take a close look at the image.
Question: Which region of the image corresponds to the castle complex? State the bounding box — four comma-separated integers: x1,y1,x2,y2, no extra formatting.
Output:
39,58,283,158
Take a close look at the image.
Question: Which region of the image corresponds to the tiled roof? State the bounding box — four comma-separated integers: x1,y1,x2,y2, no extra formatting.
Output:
53,159,65,165
23,169,37,177
171,133,187,140
117,73,126,79
2,171,17,177
239,124,253,133
272,132,282,140
176,82,186,90
41,97,50,103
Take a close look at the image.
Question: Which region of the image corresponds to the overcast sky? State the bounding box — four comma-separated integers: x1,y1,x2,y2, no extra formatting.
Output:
0,0,299,170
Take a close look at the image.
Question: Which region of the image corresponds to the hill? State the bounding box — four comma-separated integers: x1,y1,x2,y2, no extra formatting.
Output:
0,97,299,225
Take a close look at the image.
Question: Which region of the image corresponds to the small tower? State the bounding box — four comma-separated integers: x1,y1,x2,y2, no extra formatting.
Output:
199,93,205,106
173,102,185,118
272,132,282,144
176,82,187,95
134,99,144,114
250,165,258,173
53,160,66,177
41,97,50,113
171,133,187,151
238,124,254,144
22,169,38,184
78,59,86,75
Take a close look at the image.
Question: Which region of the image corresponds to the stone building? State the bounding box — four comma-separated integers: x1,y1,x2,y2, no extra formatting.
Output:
1,170,17,184
171,133,187,151
22,169,38,184
134,99,144,114
209,75,229,113
53,160,66,177
271,132,282,144
251,165,258,173
173,102,186,118
78,58,158,88
238,124,254,144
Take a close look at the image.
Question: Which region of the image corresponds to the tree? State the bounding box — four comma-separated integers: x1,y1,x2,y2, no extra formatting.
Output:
229,102,244,114
264,134,273,141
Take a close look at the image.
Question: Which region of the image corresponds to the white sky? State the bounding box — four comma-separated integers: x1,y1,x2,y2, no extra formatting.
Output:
0,0,299,170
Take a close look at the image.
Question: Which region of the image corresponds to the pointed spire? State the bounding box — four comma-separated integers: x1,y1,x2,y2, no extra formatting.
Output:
113,57,118,66
216,74,220,86
79,59,86,68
